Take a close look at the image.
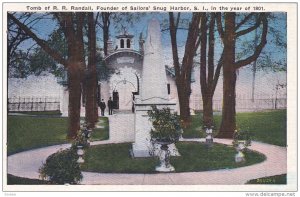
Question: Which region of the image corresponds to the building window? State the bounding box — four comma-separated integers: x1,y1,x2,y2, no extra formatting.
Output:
120,39,124,48
127,39,131,48
167,83,170,95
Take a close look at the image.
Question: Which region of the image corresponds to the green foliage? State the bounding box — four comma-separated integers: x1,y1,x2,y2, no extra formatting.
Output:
81,142,265,173
232,130,252,147
72,129,90,149
148,106,182,143
39,148,82,184
9,28,67,78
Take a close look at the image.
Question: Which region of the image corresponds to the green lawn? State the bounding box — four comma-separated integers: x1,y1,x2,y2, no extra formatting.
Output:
7,116,69,155
7,174,51,185
81,142,265,173
246,174,287,184
183,110,286,146
7,115,109,155
91,117,109,141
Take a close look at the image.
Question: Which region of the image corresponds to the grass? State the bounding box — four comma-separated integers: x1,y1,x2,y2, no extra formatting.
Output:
182,110,286,147
91,117,109,141
7,174,51,185
7,115,68,155
81,142,265,173
7,116,110,155
246,174,287,184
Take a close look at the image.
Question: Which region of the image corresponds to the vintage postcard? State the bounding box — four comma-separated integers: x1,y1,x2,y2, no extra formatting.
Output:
2,1,297,194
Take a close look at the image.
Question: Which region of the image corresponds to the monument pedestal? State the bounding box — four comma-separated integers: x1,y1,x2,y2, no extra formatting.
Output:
132,100,179,157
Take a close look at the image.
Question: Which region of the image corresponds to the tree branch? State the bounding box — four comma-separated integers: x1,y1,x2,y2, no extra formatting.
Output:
235,13,254,31
235,13,264,37
235,15,268,69
216,13,224,42
212,51,224,93
207,13,216,92
8,13,67,66
199,13,208,92
169,12,181,77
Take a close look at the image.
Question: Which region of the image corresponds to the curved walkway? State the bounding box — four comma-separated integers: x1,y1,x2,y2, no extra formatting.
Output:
7,139,286,185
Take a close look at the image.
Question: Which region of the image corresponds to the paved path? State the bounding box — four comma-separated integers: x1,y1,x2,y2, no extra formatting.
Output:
7,138,286,185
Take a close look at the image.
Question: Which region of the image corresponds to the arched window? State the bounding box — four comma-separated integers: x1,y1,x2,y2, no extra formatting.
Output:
120,39,124,48
127,39,131,48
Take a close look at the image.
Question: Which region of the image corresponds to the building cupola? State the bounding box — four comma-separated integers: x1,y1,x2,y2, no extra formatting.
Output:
116,27,134,50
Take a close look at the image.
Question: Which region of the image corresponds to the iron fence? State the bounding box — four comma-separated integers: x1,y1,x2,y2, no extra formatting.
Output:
8,97,60,112
191,96,287,112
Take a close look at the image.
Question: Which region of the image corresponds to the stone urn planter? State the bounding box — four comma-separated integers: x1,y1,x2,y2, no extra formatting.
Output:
154,140,175,172
232,130,251,163
147,106,182,172
77,145,84,164
205,127,213,145
235,140,246,163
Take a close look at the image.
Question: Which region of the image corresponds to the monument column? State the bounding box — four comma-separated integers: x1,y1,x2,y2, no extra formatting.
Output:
132,18,177,157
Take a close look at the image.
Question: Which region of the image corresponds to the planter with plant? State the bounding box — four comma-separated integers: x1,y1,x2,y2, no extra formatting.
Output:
148,105,182,172
72,129,90,164
232,130,252,163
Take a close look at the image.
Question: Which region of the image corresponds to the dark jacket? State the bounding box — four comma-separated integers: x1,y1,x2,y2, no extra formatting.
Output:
108,99,113,108
100,101,106,110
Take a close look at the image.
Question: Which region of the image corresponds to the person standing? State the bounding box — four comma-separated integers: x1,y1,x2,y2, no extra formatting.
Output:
99,99,106,116
108,97,113,115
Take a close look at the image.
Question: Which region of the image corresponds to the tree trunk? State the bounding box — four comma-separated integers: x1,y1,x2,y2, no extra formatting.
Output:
217,67,237,138
203,95,213,128
176,81,191,126
85,13,98,128
102,13,110,56
67,63,82,139
217,13,237,139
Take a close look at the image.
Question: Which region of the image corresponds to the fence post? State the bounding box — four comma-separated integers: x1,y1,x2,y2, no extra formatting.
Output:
44,97,47,111
31,97,34,111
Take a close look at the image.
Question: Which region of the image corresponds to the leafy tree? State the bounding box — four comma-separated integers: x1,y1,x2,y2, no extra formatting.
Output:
85,12,98,128
215,12,268,138
199,13,224,128
169,12,201,126
9,12,86,139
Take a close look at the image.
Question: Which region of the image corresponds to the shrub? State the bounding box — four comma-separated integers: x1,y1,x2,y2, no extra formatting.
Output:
72,129,90,149
39,148,82,184
232,130,252,148
148,105,182,143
